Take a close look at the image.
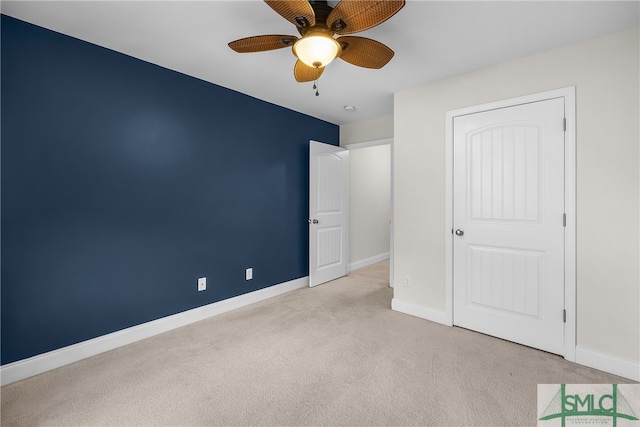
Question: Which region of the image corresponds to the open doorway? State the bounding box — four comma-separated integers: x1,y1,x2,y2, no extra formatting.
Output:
344,138,392,285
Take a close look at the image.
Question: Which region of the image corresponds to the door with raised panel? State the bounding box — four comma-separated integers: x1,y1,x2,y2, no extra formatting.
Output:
309,141,348,287
453,98,565,355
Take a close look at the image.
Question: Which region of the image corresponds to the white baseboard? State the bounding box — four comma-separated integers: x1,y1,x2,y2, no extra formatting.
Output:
348,252,390,273
391,298,451,326
0,276,309,386
575,345,640,381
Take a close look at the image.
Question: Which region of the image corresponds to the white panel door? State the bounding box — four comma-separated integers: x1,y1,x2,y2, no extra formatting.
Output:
453,98,565,355
309,141,348,287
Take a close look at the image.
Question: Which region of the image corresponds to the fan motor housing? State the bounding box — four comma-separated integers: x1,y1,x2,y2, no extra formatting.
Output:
308,1,333,24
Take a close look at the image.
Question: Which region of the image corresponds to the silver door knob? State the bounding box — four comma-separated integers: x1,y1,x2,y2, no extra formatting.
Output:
455,229,464,236
308,219,319,224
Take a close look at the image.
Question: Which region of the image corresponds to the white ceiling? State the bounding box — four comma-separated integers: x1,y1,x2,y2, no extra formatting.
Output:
2,1,639,125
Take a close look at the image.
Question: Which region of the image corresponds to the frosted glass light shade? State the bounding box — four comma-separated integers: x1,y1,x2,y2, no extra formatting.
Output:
293,34,341,68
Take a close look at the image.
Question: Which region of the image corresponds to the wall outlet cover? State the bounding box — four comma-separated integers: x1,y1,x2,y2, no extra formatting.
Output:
198,277,206,291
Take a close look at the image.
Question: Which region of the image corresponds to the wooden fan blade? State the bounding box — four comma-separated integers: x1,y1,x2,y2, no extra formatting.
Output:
228,35,298,53
264,0,315,28
338,36,394,69
327,0,405,35
294,60,324,82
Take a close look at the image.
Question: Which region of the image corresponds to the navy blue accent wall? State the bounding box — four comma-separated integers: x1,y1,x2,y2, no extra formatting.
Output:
1,15,338,364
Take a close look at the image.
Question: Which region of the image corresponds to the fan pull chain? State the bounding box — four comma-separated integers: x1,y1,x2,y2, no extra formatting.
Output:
314,67,319,96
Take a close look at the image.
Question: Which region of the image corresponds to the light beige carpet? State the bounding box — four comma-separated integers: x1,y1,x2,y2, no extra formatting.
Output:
1,261,634,426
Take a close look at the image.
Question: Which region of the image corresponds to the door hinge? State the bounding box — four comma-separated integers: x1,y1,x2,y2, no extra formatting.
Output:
563,117,567,131
563,309,567,323
563,213,566,227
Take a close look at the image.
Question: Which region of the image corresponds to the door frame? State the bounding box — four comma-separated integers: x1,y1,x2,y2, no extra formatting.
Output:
343,137,394,286
444,87,576,361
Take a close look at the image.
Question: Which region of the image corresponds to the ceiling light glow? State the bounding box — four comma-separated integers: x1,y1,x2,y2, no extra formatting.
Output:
293,33,342,68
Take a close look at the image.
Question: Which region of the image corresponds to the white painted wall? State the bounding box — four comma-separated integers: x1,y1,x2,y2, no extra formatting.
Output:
393,29,639,367
346,144,390,265
340,116,393,269
341,115,393,145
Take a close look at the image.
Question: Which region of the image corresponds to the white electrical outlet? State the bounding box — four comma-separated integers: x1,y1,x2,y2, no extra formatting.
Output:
245,268,253,281
404,275,411,288
198,277,206,292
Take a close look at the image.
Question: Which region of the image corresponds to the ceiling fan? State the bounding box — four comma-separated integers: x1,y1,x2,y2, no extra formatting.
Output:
228,0,405,85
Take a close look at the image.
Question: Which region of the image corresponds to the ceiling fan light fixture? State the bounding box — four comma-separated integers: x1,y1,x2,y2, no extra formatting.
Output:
228,0,406,83
293,32,342,68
